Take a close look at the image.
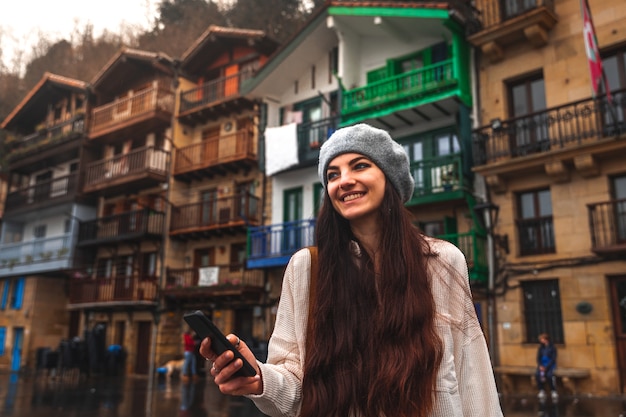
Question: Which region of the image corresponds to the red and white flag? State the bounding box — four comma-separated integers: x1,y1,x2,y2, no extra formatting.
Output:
581,0,611,101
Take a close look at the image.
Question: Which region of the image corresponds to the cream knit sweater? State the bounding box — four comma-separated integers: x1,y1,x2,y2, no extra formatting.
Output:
249,238,503,417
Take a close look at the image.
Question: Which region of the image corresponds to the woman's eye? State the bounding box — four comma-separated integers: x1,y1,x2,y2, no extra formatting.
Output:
327,172,338,181
354,162,370,170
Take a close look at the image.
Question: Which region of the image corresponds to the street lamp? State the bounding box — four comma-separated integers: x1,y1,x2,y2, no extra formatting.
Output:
473,201,509,254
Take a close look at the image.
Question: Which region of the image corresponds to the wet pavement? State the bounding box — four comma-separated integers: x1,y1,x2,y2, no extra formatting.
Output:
2,371,626,416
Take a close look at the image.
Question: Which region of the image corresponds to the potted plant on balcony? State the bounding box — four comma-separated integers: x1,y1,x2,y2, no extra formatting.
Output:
441,166,457,191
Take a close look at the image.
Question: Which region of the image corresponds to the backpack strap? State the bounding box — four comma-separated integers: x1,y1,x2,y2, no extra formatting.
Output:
306,246,318,355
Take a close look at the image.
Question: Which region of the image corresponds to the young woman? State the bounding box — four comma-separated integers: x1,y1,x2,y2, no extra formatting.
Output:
200,123,503,416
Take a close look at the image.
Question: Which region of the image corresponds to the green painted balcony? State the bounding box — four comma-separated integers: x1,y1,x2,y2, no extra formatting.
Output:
341,60,460,126
408,154,468,205
437,230,488,285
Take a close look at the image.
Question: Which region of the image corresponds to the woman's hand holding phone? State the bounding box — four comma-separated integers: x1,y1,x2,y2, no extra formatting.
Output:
200,333,263,395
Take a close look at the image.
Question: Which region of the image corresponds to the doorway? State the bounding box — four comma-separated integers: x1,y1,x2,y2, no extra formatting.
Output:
11,328,24,372
609,275,626,392
134,321,152,374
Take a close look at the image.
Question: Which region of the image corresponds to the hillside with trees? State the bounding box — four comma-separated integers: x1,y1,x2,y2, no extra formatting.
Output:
0,0,326,124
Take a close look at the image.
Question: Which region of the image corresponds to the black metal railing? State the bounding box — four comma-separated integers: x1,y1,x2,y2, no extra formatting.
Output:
165,264,264,289
474,0,554,30
179,69,254,114
296,117,340,165
5,173,78,212
473,89,626,165
78,209,165,245
516,216,555,256
247,219,317,265
170,193,261,233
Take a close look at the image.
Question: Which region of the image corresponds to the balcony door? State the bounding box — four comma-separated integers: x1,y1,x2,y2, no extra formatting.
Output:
603,49,626,131
294,98,323,149
609,276,626,393
200,189,218,226
195,248,215,286
614,176,626,243
33,171,52,203
509,74,548,156
501,0,536,20
283,187,303,252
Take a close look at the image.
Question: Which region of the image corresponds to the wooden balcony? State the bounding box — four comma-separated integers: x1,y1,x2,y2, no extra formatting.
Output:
4,173,78,215
164,264,264,307
173,130,256,181
408,154,468,205
341,60,459,127
469,0,557,62
170,193,261,240
0,233,74,278
473,89,626,193
588,198,626,256
247,219,317,269
83,146,169,195
178,70,256,125
68,275,158,306
7,115,85,168
77,209,165,247
89,87,174,141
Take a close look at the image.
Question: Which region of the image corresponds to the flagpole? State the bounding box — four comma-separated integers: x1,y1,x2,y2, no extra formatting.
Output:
581,0,618,130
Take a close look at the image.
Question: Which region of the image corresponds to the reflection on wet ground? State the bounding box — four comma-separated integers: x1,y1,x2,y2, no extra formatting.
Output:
2,372,626,416
1,372,266,417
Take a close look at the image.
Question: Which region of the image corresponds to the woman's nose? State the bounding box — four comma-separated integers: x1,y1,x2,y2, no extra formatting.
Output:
339,172,355,189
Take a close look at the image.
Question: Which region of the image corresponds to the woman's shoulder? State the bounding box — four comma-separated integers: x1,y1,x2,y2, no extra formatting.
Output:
423,235,465,261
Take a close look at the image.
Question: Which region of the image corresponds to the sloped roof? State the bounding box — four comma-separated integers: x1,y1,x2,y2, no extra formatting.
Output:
90,47,176,90
1,72,88,130
180,25,279,74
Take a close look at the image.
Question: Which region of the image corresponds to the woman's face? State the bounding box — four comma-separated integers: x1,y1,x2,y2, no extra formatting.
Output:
325,153,386,223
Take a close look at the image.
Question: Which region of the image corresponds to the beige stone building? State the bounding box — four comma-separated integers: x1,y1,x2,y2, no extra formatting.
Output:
470,0,626,395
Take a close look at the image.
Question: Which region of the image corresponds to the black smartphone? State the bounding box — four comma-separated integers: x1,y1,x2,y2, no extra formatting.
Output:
183,310,257,378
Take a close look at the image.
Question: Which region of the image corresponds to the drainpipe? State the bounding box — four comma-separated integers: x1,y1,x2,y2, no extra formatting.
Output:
470,45,499,367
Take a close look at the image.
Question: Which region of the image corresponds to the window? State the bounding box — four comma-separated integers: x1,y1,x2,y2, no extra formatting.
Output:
402,129,459,195
517,189,555,255
522,279,564,344
508,73,548,156
10,277,25,309
0,281,9,309
613,175,626,243
502,0,536,20
284,187,303,251
0,327,5,355
141,252,157,279
230,243,246,272
603,47,626,127
313,183,324,217
329,47,338,84
96,258,113,278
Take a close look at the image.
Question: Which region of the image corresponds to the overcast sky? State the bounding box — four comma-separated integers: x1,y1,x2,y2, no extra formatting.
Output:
0,0,160,70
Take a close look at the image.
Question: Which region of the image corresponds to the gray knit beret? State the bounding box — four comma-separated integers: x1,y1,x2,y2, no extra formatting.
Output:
318,123,415,202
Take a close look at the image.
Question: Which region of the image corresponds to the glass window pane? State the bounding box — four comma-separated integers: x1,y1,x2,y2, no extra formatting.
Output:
604,56,619,92
531,79,547,112
615,176,626,200
538,190,552,216
437,135,451,155
512,84,528,116
520,193,535,218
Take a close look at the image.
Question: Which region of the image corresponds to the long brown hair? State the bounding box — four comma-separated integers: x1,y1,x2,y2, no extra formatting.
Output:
300,182,443,417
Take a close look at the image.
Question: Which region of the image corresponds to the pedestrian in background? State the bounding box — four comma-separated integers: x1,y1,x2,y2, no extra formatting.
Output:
201,123,503,416
182,329,197,381
536,333,558,401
